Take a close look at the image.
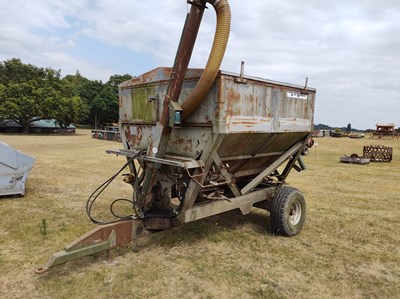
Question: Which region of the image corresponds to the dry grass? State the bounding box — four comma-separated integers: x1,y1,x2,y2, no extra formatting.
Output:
0,130,399,298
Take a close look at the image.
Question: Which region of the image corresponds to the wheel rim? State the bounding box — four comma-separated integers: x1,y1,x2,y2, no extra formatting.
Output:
289,201,302,225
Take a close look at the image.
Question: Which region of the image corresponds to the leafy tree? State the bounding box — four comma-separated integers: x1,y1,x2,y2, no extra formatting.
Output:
74,79,104,128
94,84,119,126
107,74,132,89
62,71,88,95
1,59,133,131
0,58,87,132
102,74,132,124
0,58,51,85
56,95,88,128
334,128,342,133
72,73,132,128
346,123,352,132
58,73,89,126
0,84,6,123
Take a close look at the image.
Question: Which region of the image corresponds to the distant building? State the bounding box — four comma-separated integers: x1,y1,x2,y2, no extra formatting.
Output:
0,119,76,134
313,130,333,137
91,123,121,142
371,123,397,139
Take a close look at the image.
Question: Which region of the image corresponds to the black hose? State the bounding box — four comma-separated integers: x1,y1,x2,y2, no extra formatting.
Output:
86,151,143,225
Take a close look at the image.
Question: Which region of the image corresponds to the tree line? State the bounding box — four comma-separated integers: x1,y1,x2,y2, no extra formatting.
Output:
0,58,132,133
314,123,367,132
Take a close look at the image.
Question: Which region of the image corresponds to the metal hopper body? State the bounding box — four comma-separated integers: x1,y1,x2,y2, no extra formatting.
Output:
116,67,315,228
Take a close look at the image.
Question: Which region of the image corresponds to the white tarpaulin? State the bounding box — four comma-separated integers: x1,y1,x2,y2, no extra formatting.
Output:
0,142,35,196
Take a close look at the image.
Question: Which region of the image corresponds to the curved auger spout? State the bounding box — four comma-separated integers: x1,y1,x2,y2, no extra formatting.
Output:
181,0,231,120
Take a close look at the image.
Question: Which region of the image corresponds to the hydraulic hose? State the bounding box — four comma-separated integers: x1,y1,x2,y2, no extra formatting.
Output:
181,0,231,119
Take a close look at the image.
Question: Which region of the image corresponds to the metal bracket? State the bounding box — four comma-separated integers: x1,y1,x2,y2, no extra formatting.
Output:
187,0,208,9
184,187,277,222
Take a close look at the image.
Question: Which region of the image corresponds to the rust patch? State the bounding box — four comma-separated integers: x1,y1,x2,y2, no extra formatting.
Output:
226,87,241,105
214,104,220,118
123,125,143,148
121,68,173,88
169,137,195,152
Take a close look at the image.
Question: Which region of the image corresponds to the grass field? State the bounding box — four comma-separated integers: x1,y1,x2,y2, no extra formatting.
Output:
0,130,399,298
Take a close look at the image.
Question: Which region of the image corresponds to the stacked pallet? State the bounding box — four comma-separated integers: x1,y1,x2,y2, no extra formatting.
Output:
363,145,393,162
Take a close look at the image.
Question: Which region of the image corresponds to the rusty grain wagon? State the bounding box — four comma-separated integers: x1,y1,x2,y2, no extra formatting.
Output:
36,0,316,273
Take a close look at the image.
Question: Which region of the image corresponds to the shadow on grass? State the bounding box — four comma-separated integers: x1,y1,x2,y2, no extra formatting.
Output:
0,194,24,201
149,208,271,248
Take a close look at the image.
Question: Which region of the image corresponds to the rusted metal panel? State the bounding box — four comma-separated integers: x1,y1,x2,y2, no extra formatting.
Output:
179,79,216,125
119,68,214,127
216,72,315,134
221,76,274,133
119,67,173,88
119,87,133,122
216,132,308,177
122,123,210,159
226,116,273,132
120,67,316,134
217,132,305,157
278,118,312,132
168,128,211,158
122,125,151,150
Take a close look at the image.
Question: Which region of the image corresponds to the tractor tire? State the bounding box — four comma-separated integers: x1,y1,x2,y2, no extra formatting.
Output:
270,186,306,236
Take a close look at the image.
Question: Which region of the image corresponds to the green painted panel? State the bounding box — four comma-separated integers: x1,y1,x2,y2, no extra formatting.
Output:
132,86,157,122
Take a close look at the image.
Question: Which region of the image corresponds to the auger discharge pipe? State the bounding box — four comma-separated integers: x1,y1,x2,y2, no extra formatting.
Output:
159,1,206,127
141,0,231,209
181,0,231,120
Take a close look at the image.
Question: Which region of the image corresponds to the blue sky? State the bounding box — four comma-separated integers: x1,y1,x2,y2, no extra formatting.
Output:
1,0,399,129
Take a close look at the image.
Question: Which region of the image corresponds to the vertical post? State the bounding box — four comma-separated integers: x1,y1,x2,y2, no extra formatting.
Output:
240,61,244,81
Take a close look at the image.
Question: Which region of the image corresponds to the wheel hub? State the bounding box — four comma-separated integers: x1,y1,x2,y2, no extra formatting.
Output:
289,201,302,225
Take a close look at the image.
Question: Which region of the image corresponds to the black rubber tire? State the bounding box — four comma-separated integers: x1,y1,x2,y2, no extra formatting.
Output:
270,186,306,236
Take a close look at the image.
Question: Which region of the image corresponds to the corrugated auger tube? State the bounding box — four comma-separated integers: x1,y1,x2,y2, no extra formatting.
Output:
181,0,231,119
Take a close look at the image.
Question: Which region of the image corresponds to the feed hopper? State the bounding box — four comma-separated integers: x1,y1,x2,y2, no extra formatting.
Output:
115,67,315,229
36,0,316,273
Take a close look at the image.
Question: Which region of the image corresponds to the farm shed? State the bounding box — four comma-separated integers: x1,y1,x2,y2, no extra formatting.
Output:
0,119,76,134
371,123,397,139
91,123,121,142
91,129,121,142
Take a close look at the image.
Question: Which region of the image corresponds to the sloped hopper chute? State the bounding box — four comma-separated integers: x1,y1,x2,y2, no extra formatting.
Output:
0,142,35,197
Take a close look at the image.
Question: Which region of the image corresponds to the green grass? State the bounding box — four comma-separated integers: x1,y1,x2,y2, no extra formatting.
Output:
0,130,399,298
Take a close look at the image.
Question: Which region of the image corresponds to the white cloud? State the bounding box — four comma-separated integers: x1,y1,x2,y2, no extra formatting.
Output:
0,0,399,128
